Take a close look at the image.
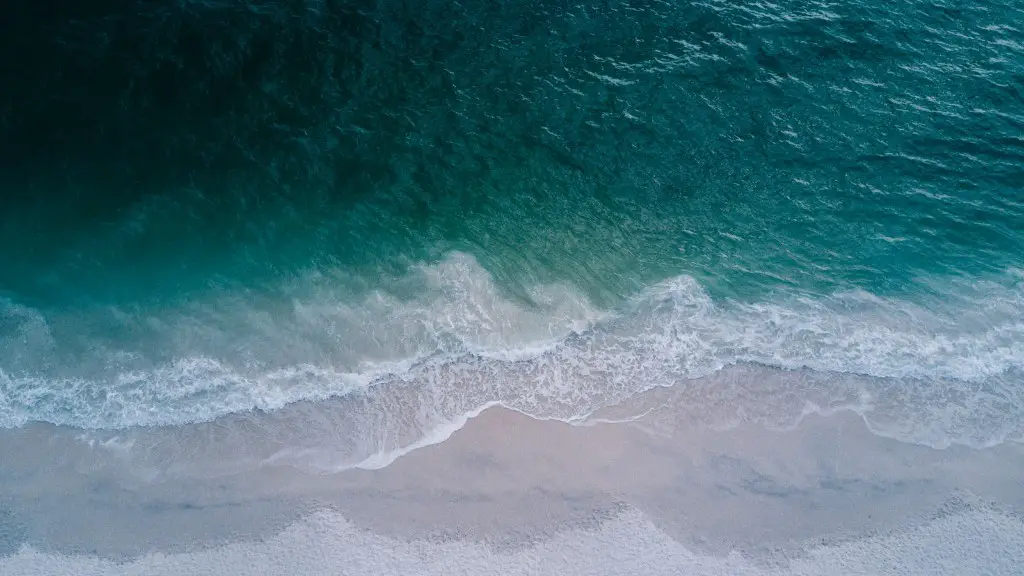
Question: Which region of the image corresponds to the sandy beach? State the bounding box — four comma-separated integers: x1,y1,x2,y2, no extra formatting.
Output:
1,372,1023,575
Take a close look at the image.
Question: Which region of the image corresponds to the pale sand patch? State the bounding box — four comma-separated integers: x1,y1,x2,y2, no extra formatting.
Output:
335,405,1024,557
0,380,1022,572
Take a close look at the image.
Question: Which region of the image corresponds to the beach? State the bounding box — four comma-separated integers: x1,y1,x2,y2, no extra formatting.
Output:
2,371,1022,575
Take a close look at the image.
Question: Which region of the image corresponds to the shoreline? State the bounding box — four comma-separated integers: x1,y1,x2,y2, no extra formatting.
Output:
2,379,1023,573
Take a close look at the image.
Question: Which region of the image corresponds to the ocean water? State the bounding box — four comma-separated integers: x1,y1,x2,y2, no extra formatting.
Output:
1,0,1024,569
3,0,1023,438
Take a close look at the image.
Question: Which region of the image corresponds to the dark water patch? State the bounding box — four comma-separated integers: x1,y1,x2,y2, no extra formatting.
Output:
0,0,1022,308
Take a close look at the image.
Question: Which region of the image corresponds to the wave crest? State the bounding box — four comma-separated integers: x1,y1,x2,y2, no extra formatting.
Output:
1,254,1022,452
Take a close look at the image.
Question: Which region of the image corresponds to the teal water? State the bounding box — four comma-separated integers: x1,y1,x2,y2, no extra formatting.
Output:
1,0,1023,441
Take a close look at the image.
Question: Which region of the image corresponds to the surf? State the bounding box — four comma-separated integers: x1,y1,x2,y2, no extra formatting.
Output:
1,254,1021,455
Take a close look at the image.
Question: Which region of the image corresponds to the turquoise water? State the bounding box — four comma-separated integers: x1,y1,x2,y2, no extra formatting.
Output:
1,0,1023,442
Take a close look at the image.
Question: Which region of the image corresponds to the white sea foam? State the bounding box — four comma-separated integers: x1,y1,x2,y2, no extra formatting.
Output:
1,253,1023,452
349,401,502,471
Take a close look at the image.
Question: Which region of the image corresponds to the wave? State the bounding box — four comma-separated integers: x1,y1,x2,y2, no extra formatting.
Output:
1,254,1023,452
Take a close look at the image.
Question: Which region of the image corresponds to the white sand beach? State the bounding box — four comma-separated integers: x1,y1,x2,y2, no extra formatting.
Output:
1,370,1023,575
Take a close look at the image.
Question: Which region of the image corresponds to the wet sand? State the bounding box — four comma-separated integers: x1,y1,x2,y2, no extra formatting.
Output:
1,382,1023,574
